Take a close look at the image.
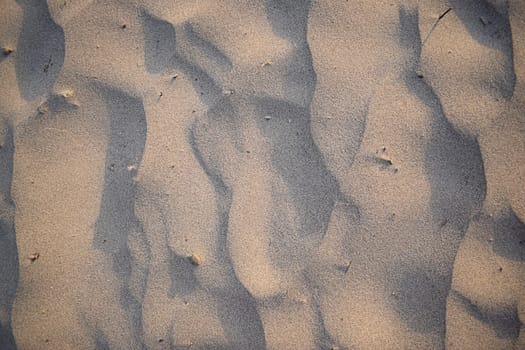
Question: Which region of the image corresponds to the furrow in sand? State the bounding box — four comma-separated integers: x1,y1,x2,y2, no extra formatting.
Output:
0,120,18,350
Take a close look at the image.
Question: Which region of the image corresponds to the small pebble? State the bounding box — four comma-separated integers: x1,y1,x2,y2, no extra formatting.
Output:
189,253,201,266
264,115,272,120
29,253,39,262
2,47,14,56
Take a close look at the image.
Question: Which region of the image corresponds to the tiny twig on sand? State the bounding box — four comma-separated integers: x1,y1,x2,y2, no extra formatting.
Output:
438,7,452,20
422,7,453,46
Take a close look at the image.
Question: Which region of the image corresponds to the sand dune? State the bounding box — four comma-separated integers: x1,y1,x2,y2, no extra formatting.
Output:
0,0,524,349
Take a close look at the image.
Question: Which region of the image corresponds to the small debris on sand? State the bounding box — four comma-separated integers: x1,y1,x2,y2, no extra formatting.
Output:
480,17,490,26
2,47,14,56
264,115,272,120
43,57,52,73
261,60,272,67
37,104,49,115
59,88,75,98
344,260,352,274
373,156,393,167
29,253,40,263
438,7,452,20
189,253,201,266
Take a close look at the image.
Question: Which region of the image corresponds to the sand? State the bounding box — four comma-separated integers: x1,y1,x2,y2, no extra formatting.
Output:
0,0,524,349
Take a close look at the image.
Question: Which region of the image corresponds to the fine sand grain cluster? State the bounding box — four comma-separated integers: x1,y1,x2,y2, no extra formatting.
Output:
0,0,524,349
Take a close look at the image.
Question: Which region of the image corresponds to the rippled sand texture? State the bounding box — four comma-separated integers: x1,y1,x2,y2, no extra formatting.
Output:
0,0,524,349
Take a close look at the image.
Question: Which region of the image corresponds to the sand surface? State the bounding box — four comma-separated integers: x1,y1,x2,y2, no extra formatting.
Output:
1,0,524,349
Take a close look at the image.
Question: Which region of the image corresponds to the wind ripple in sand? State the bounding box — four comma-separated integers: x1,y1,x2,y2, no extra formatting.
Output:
15,0,64,101
0,0,524,349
